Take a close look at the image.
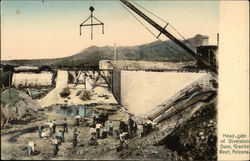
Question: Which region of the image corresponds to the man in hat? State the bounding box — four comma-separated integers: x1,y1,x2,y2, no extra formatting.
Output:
128,117,134,138
52,119,57,134
51,138,59,157
90,124,97,140
108,120,113,136
117,132,129,152
38,122,44,138
75,113,80,127
63,118,68,133
27,141,36,157
72,128,80,148
56,129,64,144
49,120,54,136
95,122,103,139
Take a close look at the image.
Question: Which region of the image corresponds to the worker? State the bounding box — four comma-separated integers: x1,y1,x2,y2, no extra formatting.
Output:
137,124,143,138
38,122,44,138
144,120,154,136
119,121,123,132
49,120,54,136
117,132,129,152
89,125,98,146
95,112,100,124
52,138,59,157
100,127,109,139
108,120,113,136
99,113,106,126
75,113,80,126
92,111,96,125
133,121,138,137
90,125,97,140
63,118,68,133
56,130,64,144
72,128,80,148
52,119,57,134
128,117,134,138
95,122,103,139
27,141,35,157
119,121,128,133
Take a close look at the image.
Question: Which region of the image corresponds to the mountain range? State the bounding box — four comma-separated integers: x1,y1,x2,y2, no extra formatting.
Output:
1,34,207,69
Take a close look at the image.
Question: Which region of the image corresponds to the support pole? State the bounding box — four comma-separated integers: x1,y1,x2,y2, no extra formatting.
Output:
217,33,219,47
114,43,117,61
9,73,11,98
91,12,93,39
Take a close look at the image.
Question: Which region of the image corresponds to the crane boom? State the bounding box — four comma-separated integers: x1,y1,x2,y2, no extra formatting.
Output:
120,0,217,74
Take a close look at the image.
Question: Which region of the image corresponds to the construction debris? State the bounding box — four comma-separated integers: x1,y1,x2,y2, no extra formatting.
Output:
60,88,70,98
159,99,217,161
79,90,92,101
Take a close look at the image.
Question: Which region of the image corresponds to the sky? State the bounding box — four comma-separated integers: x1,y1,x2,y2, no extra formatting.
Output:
1,0,219,60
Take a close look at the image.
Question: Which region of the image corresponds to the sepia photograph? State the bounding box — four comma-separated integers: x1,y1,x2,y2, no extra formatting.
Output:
0,0,248,160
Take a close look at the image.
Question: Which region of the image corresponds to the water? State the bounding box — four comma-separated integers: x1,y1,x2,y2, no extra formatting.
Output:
57,104,96,117
29,89,47,97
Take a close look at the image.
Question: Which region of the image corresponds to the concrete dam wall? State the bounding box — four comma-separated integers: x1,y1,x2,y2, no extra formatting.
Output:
12,72,53,87
113,71,209,116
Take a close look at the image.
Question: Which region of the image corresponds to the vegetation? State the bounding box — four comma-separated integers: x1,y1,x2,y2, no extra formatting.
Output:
1,88,21,107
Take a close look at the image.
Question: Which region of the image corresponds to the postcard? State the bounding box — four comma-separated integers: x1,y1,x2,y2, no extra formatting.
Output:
1,0,249,160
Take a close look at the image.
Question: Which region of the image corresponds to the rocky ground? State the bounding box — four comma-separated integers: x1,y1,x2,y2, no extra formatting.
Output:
1,107,182,160
1,78,217,160
162,100,217,161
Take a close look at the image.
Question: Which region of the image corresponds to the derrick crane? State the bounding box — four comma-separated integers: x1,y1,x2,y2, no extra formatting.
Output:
120,0,217,74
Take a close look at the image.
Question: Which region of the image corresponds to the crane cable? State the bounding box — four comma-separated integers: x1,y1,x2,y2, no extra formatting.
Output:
132,0,195,48
89,0,94,7
132,0,196,51
120,2,157,39
120,2,195,61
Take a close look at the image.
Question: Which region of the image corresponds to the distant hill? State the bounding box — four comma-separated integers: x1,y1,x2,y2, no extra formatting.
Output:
1,34,207,69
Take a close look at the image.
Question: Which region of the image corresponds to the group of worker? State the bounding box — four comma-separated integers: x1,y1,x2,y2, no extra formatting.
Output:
27,112,141,158
88,120,113,146
117,117,138,152
28,117,72,157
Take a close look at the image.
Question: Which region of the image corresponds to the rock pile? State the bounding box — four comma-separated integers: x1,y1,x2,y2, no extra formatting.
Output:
162,100,217,161
1,89,42,127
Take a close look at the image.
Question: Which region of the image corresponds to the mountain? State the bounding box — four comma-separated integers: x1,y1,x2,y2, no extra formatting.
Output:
1,34,207,69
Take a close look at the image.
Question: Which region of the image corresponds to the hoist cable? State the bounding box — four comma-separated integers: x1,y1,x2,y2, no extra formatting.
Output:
132,0,196,50
158,39,196,61
132,0,168,24
168,24,196,50
120,2,158,38
89,0,94,7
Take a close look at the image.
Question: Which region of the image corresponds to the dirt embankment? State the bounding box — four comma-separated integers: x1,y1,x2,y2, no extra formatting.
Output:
1,103,182,160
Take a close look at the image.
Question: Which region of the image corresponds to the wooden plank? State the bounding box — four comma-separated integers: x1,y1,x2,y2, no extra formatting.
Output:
153,91,214,123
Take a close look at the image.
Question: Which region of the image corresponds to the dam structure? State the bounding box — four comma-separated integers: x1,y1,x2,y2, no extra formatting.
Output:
99,60,214,117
